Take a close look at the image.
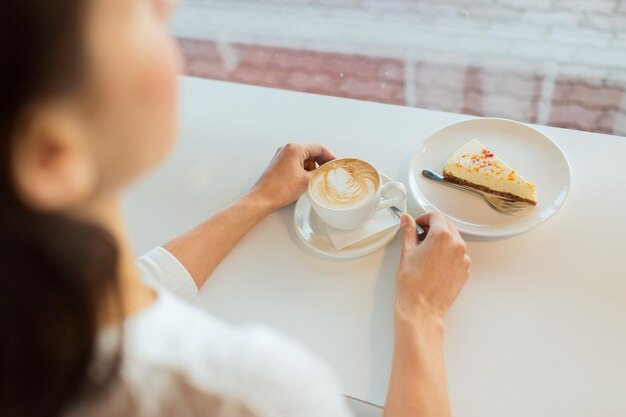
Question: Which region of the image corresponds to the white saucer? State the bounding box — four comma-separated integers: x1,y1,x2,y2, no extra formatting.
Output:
408,118,571,237
294,174,408,259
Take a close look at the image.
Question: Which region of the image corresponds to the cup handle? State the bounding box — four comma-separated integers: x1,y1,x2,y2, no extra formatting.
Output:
378,181,406,209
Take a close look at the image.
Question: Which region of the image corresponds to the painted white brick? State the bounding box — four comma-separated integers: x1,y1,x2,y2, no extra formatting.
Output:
498,0,556,11
362,0,414,13
547,27,612,48
415,64,466,88
521,10,583,27
486,23,547,42
483,94,536,119
575,47,626,69
553,0,618,13
611,33,626,48
558,64,610,80
414,88,465,113
608,69,626,82
581,13,626,31
510,39,577,62
481,71,540,97
464,3,524,21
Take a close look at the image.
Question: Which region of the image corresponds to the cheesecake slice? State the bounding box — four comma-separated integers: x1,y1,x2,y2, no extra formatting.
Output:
443,139,537,205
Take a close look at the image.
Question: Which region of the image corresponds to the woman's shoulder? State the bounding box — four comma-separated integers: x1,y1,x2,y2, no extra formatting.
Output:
121,292,352,417
67,361,257,417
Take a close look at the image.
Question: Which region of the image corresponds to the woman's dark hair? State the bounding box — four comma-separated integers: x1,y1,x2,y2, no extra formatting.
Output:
1,1,121,416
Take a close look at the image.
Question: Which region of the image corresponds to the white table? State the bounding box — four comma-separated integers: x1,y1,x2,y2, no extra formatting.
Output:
124,76,626,417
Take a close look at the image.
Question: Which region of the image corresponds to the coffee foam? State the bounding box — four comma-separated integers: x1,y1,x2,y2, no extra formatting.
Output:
310,159,379,209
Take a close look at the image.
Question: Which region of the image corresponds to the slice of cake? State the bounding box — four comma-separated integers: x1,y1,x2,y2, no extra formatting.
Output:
443,139,537,205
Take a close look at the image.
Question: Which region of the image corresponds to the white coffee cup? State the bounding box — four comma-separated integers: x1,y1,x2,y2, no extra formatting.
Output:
307,158,406,231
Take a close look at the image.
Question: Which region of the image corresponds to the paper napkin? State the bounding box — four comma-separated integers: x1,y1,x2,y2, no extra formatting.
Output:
326,209,399,251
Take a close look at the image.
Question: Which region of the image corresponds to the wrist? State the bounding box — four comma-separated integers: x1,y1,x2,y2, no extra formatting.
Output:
394,303,445,336
239,190,276,219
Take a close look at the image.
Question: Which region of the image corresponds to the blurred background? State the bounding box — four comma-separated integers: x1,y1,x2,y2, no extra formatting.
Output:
171,0,626,136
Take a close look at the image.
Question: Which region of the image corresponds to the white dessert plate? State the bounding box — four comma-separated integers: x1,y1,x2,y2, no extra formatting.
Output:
294,174,410,259
409,118,570,237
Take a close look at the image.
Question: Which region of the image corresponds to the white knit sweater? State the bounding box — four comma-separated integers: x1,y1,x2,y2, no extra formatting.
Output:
65,247,352,417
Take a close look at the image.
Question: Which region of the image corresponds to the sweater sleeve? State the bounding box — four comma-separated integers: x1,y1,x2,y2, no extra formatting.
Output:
136,247,198,301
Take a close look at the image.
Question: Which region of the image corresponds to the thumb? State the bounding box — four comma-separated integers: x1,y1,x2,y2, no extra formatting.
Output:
400,213,417,250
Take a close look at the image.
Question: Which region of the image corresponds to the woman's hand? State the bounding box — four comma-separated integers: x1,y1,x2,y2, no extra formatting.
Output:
165,143,335,288
385,212,469,417
395,212,471,323
249,143,336,212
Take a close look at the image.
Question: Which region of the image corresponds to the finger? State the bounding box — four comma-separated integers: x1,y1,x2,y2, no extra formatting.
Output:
415,212,447,231
413,214,430,242
400,214,417,251
304,160,317,171
420,210,463,247
451,225,465,247
415,212,431,228
440,214,463,244
424,211,450,233
417,212,451,245
301,144,336,165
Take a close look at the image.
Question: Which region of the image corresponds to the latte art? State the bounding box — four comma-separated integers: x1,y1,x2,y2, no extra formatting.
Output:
310,159,379,208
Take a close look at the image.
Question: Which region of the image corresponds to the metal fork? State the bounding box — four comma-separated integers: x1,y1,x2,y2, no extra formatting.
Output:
421,169,530,215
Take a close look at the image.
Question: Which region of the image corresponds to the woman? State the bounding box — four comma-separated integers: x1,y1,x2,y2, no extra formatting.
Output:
0,0,471,416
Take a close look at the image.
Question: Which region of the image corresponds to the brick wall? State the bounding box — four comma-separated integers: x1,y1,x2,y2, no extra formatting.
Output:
182,39,405,104
175,0,626,136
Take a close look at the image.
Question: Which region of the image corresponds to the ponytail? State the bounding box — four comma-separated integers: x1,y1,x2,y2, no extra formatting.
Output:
0,209,121,417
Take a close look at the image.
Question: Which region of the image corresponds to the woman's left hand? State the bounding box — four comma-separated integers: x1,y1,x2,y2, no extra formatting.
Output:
250,143,336,212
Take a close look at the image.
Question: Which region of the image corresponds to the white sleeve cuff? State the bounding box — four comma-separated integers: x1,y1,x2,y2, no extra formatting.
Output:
136,247,198,301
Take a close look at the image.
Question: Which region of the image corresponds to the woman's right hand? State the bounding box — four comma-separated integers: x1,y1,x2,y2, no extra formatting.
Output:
395,212,471,322
385,212,469,417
